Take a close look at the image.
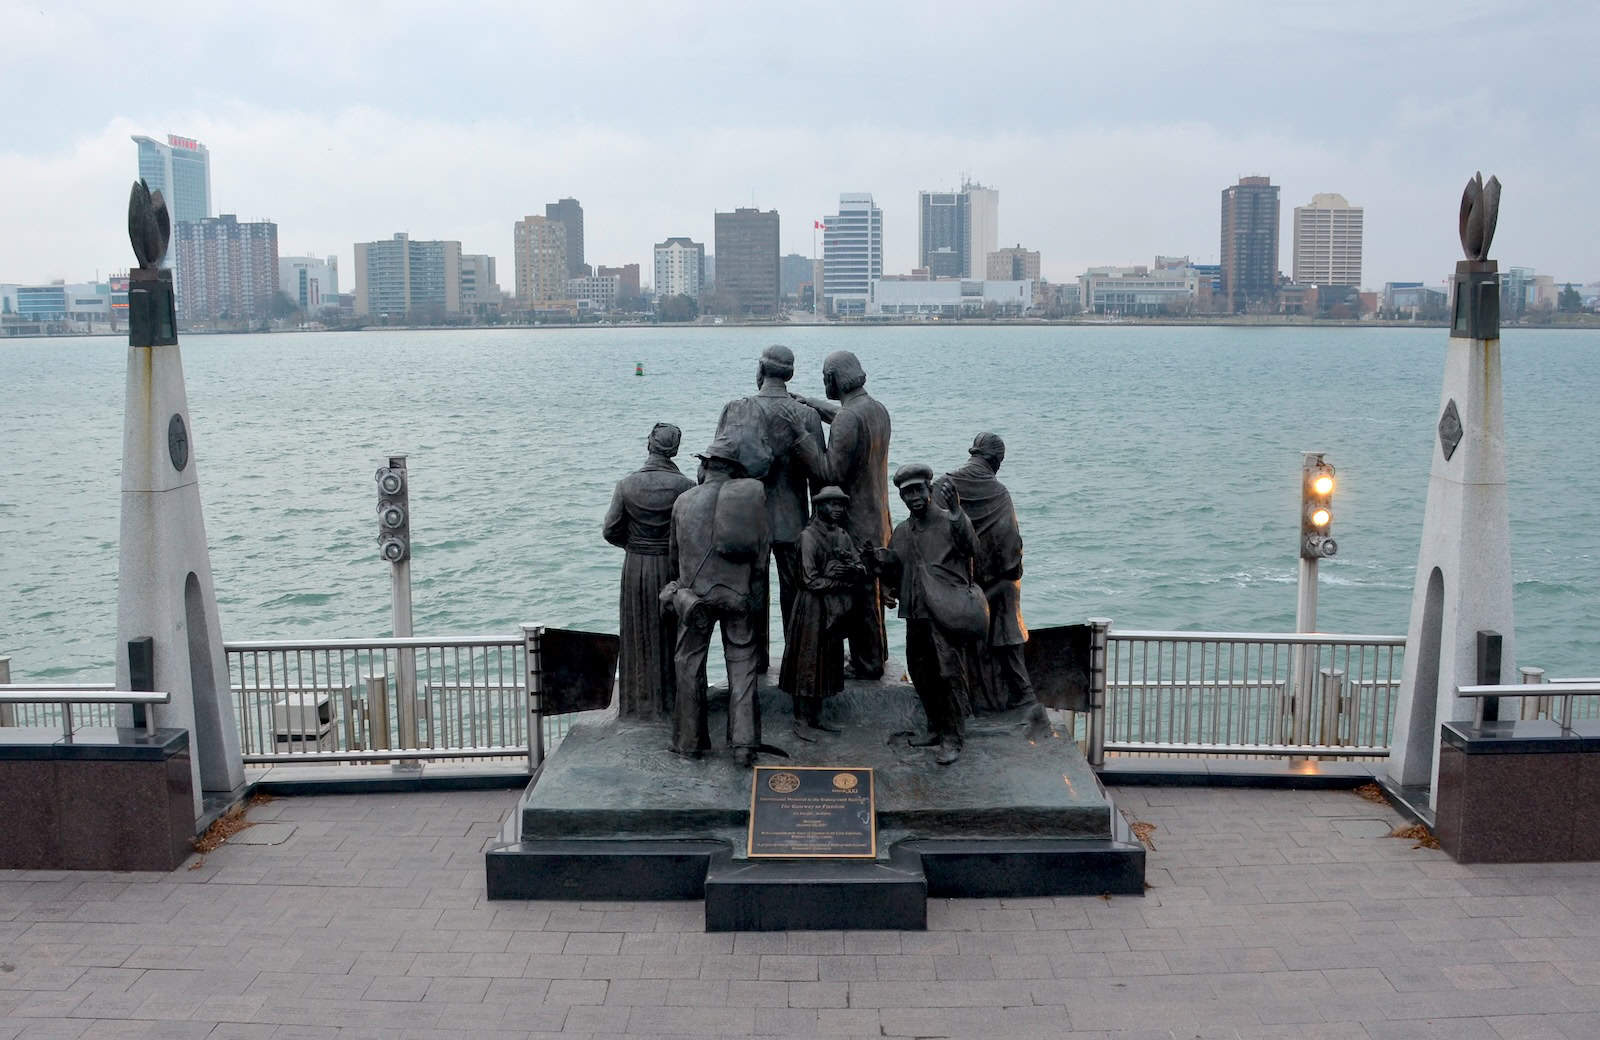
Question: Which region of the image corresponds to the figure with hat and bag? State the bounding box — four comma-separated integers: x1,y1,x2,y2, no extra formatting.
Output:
779,485,870,741
603,422,696,719
872,463,988,765
659,435,772,767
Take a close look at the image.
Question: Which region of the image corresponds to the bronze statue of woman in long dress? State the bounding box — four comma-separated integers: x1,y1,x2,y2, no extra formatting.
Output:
603,423,695,717
779,486,868,740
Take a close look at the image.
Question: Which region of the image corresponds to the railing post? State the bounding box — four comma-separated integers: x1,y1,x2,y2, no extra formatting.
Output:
1319,667,1345,747
1519,666,1546,721
522,623,544,771
0,655,12,727
364,670,390,751
1087,617,1110,768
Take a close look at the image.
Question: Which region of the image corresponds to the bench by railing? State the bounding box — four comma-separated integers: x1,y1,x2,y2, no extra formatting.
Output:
1095,625,1406,765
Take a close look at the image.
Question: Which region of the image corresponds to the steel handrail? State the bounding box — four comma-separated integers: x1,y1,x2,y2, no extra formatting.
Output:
0,687,171,738
226,635,519,651
1111,630,1406,646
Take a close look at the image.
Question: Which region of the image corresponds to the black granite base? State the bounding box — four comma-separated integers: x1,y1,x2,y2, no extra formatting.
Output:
910,837,1145,898
486,839,726,900
704,846,926,931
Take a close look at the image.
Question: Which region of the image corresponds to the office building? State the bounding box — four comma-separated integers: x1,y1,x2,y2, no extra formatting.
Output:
917,180,998,279
278,255,339,314
568,273,621,312
545,198,585,277
986,245,1040,282
1292,193,1364,287
513,216,569,303
867,277,1033,318
174,215,279,325
821,193,883,316
713,208,780,315
1220,176,1280,312
597,263,640,303
780,253,812,299
1079,262,1200,316
352,233,462,318
459,254,500,310
131,133,212,224
918,190,968,278
653,237,706,300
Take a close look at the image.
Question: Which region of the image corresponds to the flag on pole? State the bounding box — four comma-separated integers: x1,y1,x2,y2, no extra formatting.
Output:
814,220,825,230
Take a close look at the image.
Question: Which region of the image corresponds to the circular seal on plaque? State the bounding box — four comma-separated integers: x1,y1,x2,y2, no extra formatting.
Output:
832,772,858,791
767,771,800,794
167,413,189,472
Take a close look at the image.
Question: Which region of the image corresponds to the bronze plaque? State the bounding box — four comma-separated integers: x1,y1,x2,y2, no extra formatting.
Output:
1023,624,1093,712
747,766,876,859
539,627,620,715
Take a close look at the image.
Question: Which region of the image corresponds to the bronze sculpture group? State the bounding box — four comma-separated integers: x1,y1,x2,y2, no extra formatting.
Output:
603,347,1042,768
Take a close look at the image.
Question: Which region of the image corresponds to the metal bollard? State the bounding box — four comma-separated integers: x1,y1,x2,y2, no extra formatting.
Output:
364,670,390,751
1519,666,1546,722
1319,667,1346,747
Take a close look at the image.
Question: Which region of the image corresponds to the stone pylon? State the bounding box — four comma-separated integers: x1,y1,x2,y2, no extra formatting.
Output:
115,260,244,819
1388,181,1513,803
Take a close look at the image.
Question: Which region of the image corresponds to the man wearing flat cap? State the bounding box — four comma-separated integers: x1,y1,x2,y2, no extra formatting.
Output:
664,436,771,766
603,422,696,718
873,463,983,764
779,486,869,739
714,344,828,674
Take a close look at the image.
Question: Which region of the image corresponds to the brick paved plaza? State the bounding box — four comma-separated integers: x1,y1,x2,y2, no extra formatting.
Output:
4,785,1600,1039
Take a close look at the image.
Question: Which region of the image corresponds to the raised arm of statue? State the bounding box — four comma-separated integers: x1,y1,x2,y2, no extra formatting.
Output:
792,392,841,423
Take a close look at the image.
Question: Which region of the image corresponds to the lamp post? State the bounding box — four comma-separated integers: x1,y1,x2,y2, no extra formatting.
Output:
1292,453,1337,745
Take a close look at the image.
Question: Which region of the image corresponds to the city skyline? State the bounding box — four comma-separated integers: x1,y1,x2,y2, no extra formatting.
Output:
0,2,1595,289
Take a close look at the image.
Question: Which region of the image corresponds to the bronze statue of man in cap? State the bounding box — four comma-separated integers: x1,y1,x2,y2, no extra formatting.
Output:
662,435,772,767
603,423,695,718
873,463,984,765
713,344,828,674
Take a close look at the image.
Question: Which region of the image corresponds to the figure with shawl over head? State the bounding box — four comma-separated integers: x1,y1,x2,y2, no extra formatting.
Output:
603,423,696,718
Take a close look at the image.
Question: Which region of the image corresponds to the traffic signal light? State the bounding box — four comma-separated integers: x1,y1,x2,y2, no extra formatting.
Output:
376,456,409,563
1301,455,1337,559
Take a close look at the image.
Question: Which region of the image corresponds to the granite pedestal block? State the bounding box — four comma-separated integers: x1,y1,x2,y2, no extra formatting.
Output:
486,675,1144,922
0,727,193,871
1434,720,1600,862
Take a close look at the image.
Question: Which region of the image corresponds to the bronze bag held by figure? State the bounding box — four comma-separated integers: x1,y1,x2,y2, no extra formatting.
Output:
916,562,990,639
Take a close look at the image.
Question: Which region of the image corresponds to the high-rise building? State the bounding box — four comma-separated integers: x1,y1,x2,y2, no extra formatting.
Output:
597,264,640,303
712,208,780,315
513,216,569,303
1292,193,1364,287
965,181,999,280
918,181,998,279
459,254,500,310
653,237,706,300
131,134,212,224
545,198,585,277
918,190,968,278
278,255,339,314
352,233,462,318
173,215,279,325
1220,176,1281,312
779,253,812,299
986,245,1040,281
822,193,883,316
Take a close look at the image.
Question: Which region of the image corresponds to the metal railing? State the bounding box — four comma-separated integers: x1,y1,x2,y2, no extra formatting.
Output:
1461,674,1600,728
223,629,573,768
0,685,170,739
1093,624,1406,764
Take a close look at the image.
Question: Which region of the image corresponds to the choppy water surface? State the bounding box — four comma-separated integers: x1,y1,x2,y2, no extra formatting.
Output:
2,325,1596,681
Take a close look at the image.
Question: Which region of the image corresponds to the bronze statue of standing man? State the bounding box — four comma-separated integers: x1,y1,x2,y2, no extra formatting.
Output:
791,351,892,679
603,423,695,718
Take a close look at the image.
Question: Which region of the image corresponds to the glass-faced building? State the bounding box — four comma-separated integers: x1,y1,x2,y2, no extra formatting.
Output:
132,134,212,224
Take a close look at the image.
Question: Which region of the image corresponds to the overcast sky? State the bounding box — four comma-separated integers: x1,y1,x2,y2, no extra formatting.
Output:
3,0,1596,289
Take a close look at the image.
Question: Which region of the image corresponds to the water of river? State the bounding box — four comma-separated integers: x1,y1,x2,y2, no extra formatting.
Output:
1,325,1596,681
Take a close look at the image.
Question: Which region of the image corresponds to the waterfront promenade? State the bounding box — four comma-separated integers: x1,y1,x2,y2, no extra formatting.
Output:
5,785,1600,1038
